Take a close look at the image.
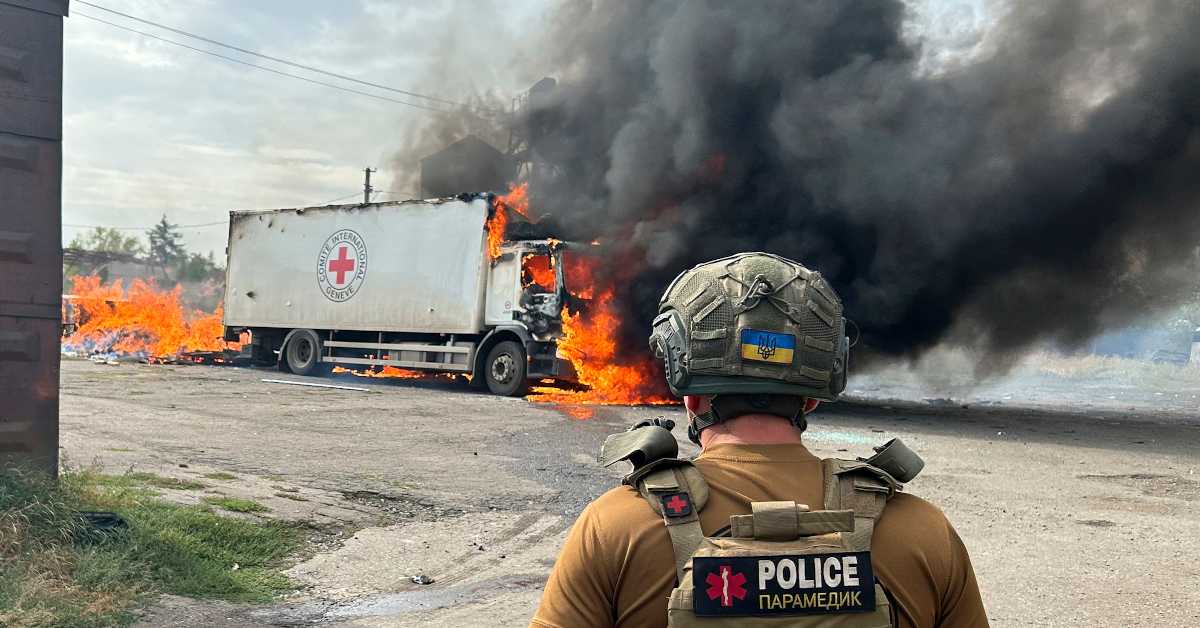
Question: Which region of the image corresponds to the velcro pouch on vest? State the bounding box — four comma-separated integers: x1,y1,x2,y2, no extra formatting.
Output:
729,502,855,540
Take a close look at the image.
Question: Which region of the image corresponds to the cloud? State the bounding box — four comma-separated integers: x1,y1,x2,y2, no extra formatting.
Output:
62,0,541,256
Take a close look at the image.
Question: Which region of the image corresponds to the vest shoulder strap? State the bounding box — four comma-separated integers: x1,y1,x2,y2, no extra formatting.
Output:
632,460,709,584
821,458,902,551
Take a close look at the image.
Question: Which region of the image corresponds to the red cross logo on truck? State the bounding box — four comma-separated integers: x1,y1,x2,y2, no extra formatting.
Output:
318,230,368,302
327,246,356,286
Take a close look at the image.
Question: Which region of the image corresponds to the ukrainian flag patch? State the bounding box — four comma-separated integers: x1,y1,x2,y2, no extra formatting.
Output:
740,329,796,365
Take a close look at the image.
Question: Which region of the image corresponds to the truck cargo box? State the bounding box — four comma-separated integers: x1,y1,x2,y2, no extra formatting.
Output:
224,198,491,334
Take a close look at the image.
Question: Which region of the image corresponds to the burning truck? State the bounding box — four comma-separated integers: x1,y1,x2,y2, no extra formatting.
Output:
221,188,582,396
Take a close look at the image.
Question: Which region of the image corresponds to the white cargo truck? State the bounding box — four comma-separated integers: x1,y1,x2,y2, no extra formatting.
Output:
222,194,575,395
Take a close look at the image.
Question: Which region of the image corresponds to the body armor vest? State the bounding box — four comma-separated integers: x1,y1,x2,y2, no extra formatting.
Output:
601,426,923,627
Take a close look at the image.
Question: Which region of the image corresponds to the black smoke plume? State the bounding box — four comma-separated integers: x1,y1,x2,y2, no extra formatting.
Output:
519,0,1200,369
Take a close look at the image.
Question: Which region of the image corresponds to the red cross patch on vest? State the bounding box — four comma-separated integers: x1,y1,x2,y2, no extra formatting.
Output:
660,492,693,518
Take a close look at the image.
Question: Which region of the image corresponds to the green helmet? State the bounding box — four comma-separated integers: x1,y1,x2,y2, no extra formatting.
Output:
649,252,848,400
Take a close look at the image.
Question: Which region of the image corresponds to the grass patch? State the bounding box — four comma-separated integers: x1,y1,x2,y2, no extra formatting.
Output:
97,472,206,491
201,497,270,514
0,468,300,627
202,472,238,481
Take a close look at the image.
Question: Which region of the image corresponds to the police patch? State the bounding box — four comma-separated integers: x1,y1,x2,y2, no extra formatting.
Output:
740,329,796,365
659,492,693,518
692,552,874,617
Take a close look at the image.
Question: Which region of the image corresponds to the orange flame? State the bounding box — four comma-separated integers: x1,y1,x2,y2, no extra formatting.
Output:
529,256,675,406
333,364,463,381
522,253,556,289
63,275,235,358
561,252,595,300
486,182,530,260
333,365,427,379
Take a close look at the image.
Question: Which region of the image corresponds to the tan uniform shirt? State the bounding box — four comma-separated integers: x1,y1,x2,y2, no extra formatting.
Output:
531,442,988,628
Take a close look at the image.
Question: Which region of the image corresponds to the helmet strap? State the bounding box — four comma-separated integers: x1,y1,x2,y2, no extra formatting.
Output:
687,394,808,445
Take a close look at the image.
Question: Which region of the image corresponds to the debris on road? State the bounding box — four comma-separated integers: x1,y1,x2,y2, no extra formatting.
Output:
411,574,434,585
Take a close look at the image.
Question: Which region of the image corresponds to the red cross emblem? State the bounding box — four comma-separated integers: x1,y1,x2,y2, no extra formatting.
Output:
327,246,356,286
318,229,368,303
705,565,747,607
660,492,692,518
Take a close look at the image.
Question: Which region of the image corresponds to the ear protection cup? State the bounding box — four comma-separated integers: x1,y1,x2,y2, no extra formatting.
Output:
649,310,691,395
830,333,849,396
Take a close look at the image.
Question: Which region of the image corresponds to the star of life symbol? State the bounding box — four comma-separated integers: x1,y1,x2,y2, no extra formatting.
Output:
318,229,367,302
705,565,747,607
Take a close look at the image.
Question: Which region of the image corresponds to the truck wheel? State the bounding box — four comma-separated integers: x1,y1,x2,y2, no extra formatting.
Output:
484,341,528,396
284,329,328,376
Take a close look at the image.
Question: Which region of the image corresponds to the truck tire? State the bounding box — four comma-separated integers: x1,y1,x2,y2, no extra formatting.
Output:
284,329,328,376
484,341,528,396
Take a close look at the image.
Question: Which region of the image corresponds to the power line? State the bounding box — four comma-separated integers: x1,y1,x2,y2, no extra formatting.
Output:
73,11,457,114
73,0,494,112
65,221,228,231
65,190,386,231
316,192,362,204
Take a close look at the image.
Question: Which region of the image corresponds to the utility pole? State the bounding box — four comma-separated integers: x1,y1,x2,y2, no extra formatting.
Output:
363,167,376,204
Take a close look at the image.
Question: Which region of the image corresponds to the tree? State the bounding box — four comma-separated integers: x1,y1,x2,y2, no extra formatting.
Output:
67,226,144,256
64,227,146,285
177,251,221,282
146,215,185,277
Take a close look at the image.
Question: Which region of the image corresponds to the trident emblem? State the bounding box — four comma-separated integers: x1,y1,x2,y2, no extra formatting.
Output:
756,336,778,361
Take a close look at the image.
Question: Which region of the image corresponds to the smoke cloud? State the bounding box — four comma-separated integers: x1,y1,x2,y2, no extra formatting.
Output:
517,0,1200,368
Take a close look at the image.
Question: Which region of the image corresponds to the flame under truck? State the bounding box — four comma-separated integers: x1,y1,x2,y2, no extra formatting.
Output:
222,194,573,395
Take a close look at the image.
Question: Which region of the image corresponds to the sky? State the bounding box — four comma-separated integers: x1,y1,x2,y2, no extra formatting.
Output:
61,0,547,257
60,0,985,259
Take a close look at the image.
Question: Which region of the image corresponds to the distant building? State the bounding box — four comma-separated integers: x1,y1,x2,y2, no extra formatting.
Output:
420,135,515,198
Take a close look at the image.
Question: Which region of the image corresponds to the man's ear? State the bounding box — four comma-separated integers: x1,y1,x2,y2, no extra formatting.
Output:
803,398,821,414
683,395,702,415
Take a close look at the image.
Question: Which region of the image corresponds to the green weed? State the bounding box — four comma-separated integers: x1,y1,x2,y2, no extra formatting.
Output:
0,468,299,627
201,496,270,514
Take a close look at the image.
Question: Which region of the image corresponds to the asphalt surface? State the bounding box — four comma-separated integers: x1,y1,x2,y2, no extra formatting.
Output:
58,358,1200,627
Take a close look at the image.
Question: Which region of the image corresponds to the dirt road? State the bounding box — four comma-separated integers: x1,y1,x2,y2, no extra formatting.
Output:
59,359,1200,627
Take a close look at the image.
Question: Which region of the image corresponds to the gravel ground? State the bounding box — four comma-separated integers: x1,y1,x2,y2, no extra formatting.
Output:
58,357,1200,627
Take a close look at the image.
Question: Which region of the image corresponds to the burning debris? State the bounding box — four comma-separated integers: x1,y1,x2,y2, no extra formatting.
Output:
62,275,237,361
332,365,461,381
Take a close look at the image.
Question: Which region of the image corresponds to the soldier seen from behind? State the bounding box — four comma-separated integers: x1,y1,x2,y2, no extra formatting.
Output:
531,252,989,628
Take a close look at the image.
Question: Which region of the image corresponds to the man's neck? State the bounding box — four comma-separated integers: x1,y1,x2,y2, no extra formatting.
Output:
698,413,805,449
